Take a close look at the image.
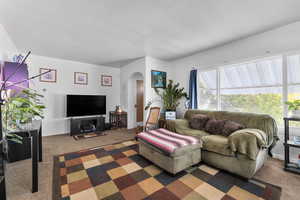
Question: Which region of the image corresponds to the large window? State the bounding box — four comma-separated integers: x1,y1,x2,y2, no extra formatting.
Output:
287,55,300,101
198,55,300,127
220,57,283,125
287,55,300,127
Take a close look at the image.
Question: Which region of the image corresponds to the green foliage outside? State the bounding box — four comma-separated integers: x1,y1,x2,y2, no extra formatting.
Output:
221,93,283,125
201,90,300,127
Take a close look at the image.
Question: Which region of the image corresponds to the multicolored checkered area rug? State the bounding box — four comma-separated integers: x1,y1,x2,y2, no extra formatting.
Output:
53,140,281,200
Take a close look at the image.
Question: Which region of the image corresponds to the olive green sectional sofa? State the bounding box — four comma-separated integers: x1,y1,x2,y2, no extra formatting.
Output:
166,110,279,179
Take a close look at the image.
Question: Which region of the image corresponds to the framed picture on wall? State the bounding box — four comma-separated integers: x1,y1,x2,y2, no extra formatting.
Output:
151,70,166,88
39,68,57,83
74,72,88,85
101,75,112,86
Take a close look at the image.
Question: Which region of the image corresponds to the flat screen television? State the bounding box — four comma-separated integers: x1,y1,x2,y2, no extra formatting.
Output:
67,95,106,117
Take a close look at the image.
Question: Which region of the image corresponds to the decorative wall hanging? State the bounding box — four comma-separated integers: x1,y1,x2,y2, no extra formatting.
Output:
74,72,88,85
101,75,112,86
39,68,57,83
151,70,166,88
3,62,29,95
12,54,24,63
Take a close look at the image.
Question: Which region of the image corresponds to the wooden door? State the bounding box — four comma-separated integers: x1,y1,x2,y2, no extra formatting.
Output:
136,80,144,122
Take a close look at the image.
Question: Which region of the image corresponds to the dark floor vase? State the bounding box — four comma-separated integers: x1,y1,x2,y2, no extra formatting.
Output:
0,173,6,200
0,180,6,200
0,142,6,200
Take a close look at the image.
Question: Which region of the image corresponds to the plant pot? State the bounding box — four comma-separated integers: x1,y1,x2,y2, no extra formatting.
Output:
16,121,33,131
6,131,31,163
291,110,300,118
165,111,176,120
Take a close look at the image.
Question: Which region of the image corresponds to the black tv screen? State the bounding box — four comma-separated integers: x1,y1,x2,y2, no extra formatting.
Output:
67,95,106,117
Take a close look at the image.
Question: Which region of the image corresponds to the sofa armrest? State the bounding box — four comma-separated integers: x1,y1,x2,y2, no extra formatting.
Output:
228,128,268,160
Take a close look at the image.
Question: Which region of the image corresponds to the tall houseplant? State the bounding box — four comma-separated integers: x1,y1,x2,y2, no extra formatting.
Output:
154,80,187,119
0,51,51,199
2,89,45,142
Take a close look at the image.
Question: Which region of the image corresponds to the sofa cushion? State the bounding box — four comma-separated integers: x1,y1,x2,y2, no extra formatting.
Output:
205,119,226,134
137,128,201,156
166,119,210,140
178,129,210,140
189,114,210,130
139,138,202,157
201,135,234,157
222,120,245,136
184,109,278,148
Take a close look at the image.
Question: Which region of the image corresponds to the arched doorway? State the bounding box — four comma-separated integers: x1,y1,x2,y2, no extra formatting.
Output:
127,72,144,129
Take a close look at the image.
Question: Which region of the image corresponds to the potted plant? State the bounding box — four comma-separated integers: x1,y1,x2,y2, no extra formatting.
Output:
285,99,300,118
154,80,187,120
2,89,45,141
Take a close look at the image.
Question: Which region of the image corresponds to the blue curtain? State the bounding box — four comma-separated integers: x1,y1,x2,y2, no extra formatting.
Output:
189,69,198,109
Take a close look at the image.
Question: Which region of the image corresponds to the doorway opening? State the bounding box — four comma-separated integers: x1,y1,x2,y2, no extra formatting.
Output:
136,80,144,125
127,72,144,129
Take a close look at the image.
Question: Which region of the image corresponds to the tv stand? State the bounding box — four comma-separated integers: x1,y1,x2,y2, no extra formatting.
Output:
70,116,105,136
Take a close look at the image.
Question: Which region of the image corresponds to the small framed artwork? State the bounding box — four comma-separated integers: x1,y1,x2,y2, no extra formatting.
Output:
74,72,88,85
39,68,57,83
101,75,112,86
151,70,166,88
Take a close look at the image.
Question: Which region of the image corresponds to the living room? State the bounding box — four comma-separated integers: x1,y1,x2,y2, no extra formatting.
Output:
1,1,300,200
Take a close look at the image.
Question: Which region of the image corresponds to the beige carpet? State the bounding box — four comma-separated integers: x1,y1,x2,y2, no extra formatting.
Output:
5,129,300,200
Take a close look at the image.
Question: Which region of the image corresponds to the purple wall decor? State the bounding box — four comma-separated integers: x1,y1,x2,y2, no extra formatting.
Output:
2,61,29,95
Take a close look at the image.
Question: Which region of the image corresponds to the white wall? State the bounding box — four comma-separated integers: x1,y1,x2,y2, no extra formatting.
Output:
26,55,120,136
1,23,121,136
120,56,176,128
172,21,300,91
144,56,190,118
120,58,145,129
0,24,17,61
145,56,173,108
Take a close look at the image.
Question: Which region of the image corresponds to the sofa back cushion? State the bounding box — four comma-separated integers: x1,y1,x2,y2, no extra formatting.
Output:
184,110,277,145
189,114,210,130
222,120,245,136
205,119,226,135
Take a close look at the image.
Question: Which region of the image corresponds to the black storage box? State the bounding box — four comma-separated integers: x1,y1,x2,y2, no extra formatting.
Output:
7,132,31,163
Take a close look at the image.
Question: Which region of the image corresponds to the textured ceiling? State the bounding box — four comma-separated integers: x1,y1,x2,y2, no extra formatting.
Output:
1,0,300,67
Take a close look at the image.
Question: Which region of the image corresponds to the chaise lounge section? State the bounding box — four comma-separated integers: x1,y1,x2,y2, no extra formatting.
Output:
138,128,202,174
166,110,279,179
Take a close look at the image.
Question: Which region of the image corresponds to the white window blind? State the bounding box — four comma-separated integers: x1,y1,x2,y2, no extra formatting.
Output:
220,57,283,125
198,69,217,110
198,55,300,127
